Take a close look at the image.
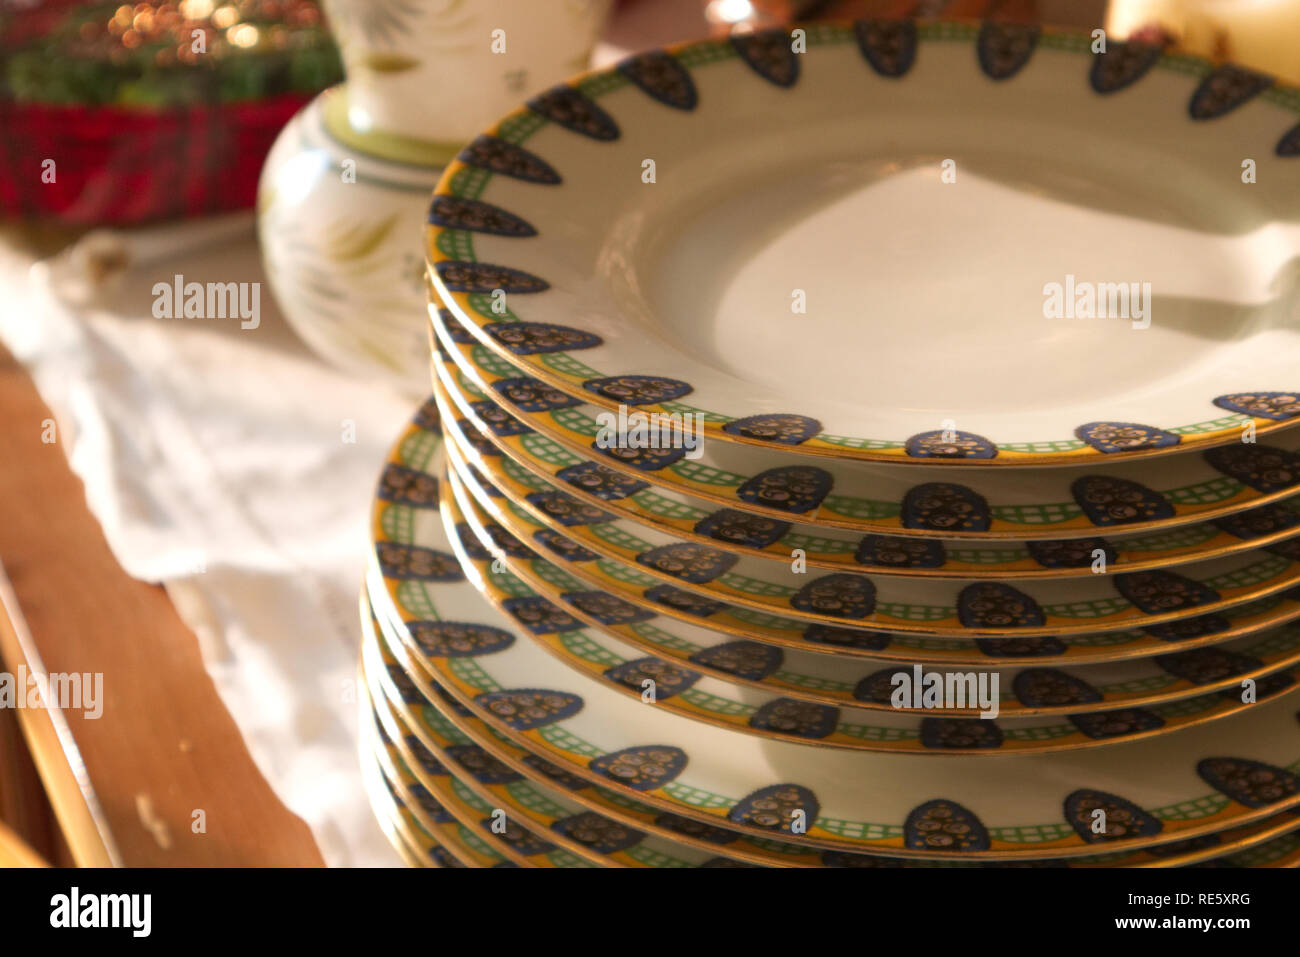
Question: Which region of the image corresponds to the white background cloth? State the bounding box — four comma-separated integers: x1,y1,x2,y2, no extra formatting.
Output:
1,225,412,866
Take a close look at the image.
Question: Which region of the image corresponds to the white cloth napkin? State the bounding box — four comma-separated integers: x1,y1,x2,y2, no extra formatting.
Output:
0,218,411,866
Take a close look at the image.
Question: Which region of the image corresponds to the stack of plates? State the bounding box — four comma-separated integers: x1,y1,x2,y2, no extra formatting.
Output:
358,19,1300,868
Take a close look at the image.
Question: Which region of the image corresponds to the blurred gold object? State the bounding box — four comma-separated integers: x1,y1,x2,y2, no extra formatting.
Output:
1108,0,1300,84
703,0,831,31
0,563,120,867
0,818,48,868
702,1,1043,33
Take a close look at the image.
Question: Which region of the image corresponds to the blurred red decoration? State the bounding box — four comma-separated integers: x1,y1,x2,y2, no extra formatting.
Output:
0,0,340,225
0,94,311,223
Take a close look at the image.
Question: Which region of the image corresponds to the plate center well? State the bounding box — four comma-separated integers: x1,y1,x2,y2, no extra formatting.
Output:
644,161,1291,418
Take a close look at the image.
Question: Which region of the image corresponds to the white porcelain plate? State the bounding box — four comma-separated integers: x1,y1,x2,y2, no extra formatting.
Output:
427,20,1300,467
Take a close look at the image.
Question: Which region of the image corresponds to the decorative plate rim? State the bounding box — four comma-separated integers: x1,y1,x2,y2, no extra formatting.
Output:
359,708,460,868
367,571,833,867
417,392,1300,669
443,435,1300,720
430,308,1300,542
440,432,1300,679
365,688,536,868
363,401,1300,859
369,587,1300,868
433,381,1300,641
364,597,741,869
367,675,625,869
373,558,1300,858
442,350,1300,580
444,459,1300,751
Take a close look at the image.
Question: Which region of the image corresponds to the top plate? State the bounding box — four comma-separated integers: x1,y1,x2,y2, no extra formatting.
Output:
427,20,1300,468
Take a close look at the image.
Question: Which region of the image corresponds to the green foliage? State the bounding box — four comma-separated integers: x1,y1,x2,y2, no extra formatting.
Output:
0,2,343,107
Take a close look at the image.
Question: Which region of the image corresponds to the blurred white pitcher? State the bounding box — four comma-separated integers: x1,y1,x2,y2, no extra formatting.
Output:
259,0,612,393
324,0,613,148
